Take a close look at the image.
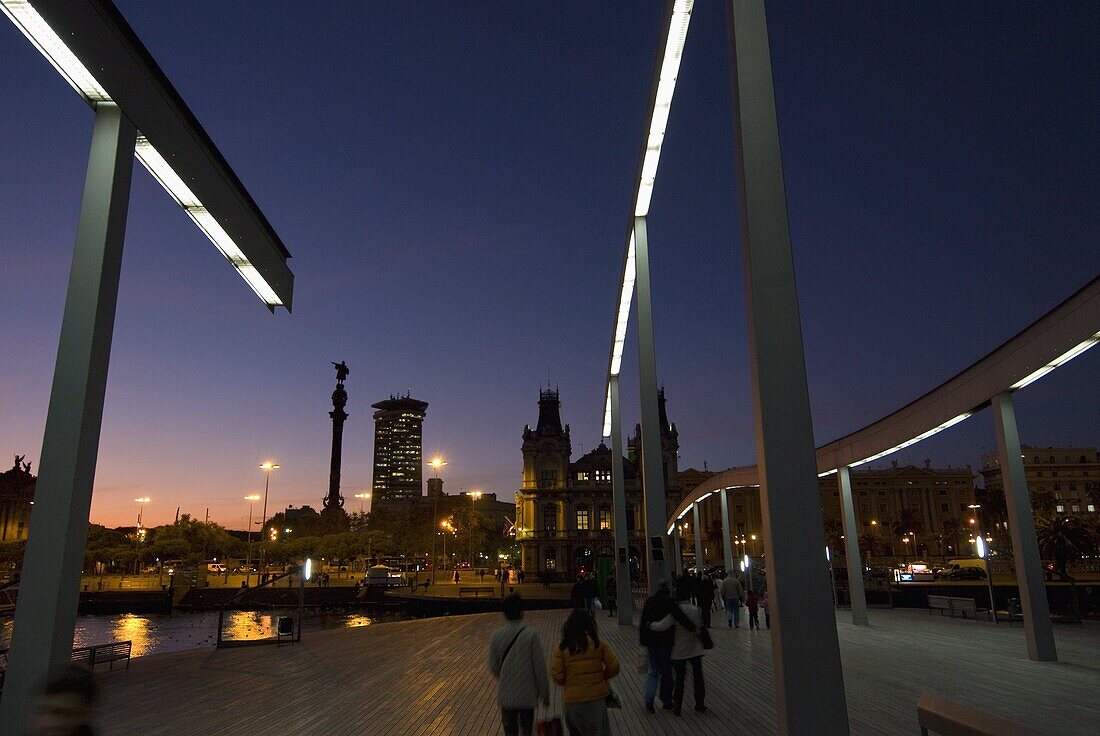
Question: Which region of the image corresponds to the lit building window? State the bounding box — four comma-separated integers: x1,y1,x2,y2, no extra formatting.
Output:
595,470,611,483
599,510,612,530
577,472,590,482
576,508,591,531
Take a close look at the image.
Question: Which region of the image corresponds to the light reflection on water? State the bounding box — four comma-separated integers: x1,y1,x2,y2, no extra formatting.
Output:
0,610,377,659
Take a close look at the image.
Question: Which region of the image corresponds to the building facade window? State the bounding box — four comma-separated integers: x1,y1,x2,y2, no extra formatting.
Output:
577,472,589,482
595,469,611,483
598,509,612,530
543,504,557,531
576,508,590,531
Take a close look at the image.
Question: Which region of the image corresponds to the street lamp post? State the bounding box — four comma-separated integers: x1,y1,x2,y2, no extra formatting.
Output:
970,504,998,623
259,462,279,579
244,494,261,586
468,491,482,570
354,491,371,515
134,497,150,527
427,457,446,585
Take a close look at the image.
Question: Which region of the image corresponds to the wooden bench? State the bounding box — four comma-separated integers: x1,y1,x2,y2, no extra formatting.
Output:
71,640,132,671
917,692,1052,735
928,595,979,619
457,587,495,598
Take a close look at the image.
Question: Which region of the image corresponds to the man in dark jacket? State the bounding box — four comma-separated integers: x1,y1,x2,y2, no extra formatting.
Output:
639,581,697,713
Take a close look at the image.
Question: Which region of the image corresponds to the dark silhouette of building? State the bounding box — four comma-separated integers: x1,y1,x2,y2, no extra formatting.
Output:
371,394,429,510
0,455,35,541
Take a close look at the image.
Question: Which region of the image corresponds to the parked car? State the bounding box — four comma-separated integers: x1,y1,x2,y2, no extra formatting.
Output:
946,566,987,581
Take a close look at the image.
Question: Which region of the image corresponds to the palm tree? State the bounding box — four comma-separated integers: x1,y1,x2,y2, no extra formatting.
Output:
891,507,924,555
858,532,882,559
939,518,965,556
1035,515,1096,580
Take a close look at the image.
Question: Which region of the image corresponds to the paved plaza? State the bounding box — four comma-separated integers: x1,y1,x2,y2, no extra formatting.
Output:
92,607,1097,735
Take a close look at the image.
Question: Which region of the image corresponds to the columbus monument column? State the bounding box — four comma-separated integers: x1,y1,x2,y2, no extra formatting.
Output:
325,361,350,511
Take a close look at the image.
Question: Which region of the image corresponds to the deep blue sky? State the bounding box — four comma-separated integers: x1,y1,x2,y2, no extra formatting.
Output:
1,2,1097,528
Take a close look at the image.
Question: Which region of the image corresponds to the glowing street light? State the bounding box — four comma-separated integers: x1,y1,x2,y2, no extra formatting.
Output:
258,462,279,574
428,457,448,476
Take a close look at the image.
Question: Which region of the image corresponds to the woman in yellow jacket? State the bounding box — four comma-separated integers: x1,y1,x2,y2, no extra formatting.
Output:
550,610,621,736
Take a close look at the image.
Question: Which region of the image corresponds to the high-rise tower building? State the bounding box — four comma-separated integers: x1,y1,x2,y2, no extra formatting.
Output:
371,394,429,510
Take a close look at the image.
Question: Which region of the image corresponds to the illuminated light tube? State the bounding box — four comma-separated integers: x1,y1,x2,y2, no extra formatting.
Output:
0,0,110,102
1009,331,1100,390
697,491,713,502
139,141,283,308
818,468,838,478
850,412,972,468
135,136,200,208
634,0,694,218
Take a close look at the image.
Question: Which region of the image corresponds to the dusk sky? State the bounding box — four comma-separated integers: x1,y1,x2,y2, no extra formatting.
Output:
1,2,1097,531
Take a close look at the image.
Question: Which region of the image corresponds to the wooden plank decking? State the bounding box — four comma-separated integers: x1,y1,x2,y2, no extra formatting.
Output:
94,608,1098,735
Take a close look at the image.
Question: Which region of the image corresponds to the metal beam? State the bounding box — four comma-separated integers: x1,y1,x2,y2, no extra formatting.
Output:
837,466,869,626
992,392,1057,661
0,102,135,732
693,502,705,570
608,376,634,625
726,1,850,732
634,215,670,592
719,487,735,575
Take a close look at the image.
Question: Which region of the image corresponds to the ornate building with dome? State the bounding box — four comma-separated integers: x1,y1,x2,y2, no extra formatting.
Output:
514,388,684,578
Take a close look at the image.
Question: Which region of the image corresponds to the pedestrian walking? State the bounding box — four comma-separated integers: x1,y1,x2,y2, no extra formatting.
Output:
720,572,745,628
518,570,526,584
649,583,706,715
697,573,715,628
489,594,550,736
453,569,461,585
638,580,698,713
762,590,771,629
605,574,617,618
746,589,760,630
550,610,620,736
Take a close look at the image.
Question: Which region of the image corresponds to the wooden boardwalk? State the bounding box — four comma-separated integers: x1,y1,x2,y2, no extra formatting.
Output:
94,608,1098,735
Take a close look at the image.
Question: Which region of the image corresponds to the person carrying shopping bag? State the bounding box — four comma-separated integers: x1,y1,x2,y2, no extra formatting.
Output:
549,610,621,736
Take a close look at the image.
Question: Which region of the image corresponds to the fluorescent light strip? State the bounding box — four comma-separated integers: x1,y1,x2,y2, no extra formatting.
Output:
601,388,612,438
1009,331,1100,390
850,412,972,468
1,0,110,101
634,0,693,218
818,469,838,478
1,6,283,308
136,137,282,307
606,2,694,429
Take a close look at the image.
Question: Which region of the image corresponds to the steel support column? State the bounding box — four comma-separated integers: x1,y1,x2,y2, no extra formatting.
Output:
837,467,869,625
992,391,1057,661
608,376,634,625
634,215,670,592
671,524,683,576
725,2,850,732
1,102,135,731
693,502,705,571
720,488,736,574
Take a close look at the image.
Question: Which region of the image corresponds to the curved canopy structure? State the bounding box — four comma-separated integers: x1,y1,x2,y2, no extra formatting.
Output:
670,274,1100,527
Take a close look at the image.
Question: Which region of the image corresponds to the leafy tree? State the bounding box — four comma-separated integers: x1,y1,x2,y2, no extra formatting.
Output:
939,517,965,555
891,507,924,553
